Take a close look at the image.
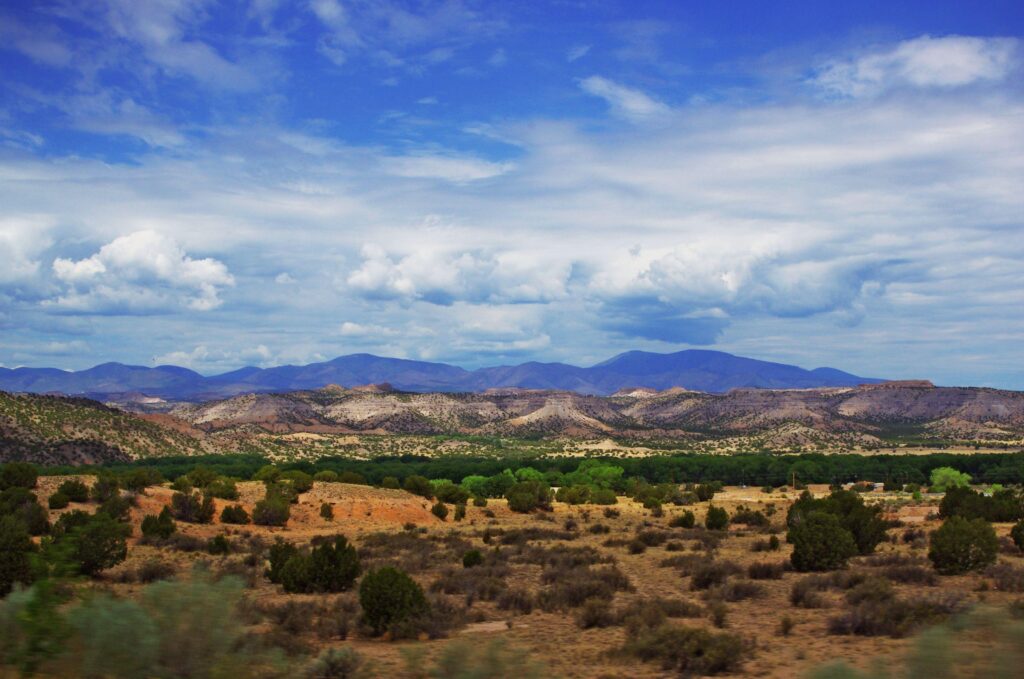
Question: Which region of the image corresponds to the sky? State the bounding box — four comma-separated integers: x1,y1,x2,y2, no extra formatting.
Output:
0,1,1023,388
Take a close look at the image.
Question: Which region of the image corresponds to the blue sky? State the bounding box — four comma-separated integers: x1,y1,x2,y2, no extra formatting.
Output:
1,1,1023,387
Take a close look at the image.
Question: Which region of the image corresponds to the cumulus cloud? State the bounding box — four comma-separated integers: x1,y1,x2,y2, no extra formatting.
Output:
813,35,1019,97
346,245,570,305
48,231,234,313
579,76,670,121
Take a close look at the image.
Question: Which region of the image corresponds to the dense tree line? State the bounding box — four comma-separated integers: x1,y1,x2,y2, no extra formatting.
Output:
29,449,1024,488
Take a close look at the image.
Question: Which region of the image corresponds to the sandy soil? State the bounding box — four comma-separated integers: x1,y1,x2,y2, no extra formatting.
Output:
30,476,1024,678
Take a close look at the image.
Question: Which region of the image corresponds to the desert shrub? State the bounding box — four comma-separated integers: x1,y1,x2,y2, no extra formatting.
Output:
98,494,133,522
359,566,429,635
407,640,546,679
252,497,290,526
220,504,250,525
140,573,265,678
731,508,769,528
0,463,37,490
280,470,314,495
779,615,795,636
90,475,120,503
204,477,238,501
690,561,742,590
472,496,487,507
496,588,534,614
695,483,717,502
136,559,177,584
453,503,466,521
141,507,177,540
706,580,764,602
705,506,729,531
506,480,553,513
603,507,621,518
430,563,507,604
64,594,158,679
56,479,89,503
170,477,193,494
403,475,434,499
462,550,484,568
113,467,156,492
207,535,231,555
305,647,362,679
620,597,704,625
790,511,858,572
751,535,781,552
790,575,832,609
320,502,334,521
266,539,299,583
47,492,69,510
591,488,617,505
628,539,647,554
0,516,36,596
828,592,965,638
0,488,50,535
280,536,361,594
1011,520,1024,551
431,501,449,521
637,529,669,547
882,565,938,585
60,512,130,576
170,491,215,524
670,511,696,529
928,516,998,575
576,597,616,628
986,563,1024,592
622,622,745,675
537,565,632,611
313,470,340,483
748,561,786,580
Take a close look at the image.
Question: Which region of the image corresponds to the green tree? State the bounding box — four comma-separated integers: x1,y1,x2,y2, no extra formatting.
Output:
0,516,35,596
359,567,428,635
705,506,729,530
56,479,89,503
141,507,177,540
930,467,971,492
506,480,552,513
0,462,38,490
403,475,434,499
928,516,997,575
64,513,130,577
789,511,857,572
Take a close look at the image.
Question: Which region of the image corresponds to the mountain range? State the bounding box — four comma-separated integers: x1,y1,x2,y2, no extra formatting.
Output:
5,380,1023,465
0,349,883,401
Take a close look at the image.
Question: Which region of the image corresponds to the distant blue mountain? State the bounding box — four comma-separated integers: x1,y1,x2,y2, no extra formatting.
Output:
0,350,883,400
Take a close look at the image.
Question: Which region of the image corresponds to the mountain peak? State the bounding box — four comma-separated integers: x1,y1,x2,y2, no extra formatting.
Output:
0,350,886,400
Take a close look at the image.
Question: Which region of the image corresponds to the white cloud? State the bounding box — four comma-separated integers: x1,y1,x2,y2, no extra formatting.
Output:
814,35,1019,97
567,44,590,62
48,230,234,313
274,272,295,284
381,154,512,182
346,245,570,305
579,76,670,121
98,0,261,90
0,217,53,284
